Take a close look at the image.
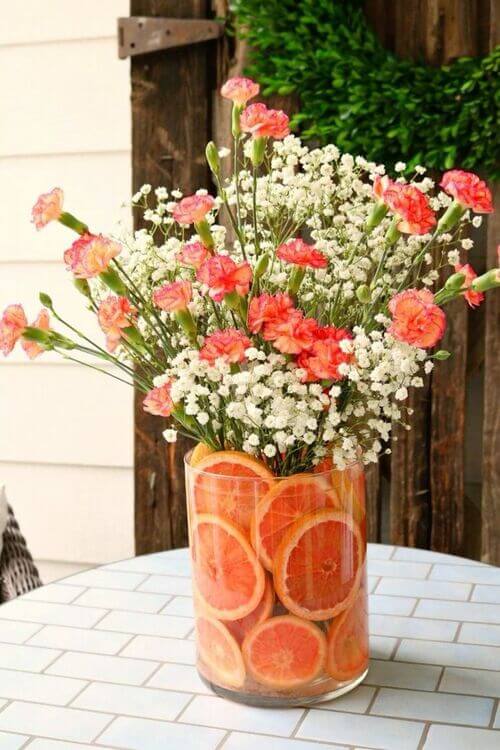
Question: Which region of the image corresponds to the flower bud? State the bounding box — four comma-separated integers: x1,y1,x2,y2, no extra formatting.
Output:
365,202,388,232
73,279,92,299
231,104,242,138
205,141,220,176
432,350,451,360
251,137,266,167
437,201,465,233
39,292,54,309
356,284,371,303
444,272,466,290
254,252,270,279
471,268,500,292
99,268,127,296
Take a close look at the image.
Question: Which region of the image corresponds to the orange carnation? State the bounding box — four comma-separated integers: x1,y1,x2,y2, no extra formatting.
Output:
388,289,446,348
64,233,121,279
153,280,192,312
21,308,50,360
440,170,493,213
276,238,328,269
240,103,290,140
31,187,64,230
98,295,136,352
382,183,436,235
200,328,251,364
454,263,484,309
247,292,294,334
172,194,215,225
0,304,27,356
143,382,174,418
221,77,260,106
176,241,208,270
197,255,252,302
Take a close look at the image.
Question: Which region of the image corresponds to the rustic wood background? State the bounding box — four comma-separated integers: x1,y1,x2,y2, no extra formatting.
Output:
131,0,500,563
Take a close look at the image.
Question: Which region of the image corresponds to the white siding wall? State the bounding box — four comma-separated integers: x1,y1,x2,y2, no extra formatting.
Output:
0,1,134,573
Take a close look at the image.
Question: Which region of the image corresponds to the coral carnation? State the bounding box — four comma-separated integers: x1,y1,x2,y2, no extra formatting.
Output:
240,103,290,140
176,241,208,269
98,295,136,352
21,308,50,360
383,183,436,235
197,255,252,302
440,170,493,213
221,77,260,106
200,328,251,364
454,263,484,308
153,280,192,312
373,175,394,200
276,238,328,268
64,233,121,279
388,289,446,348
172,194,215,225
263,310,319,354
0,304,27,356
31,187,64,230
143,382,174,418
298,327,352,382
247,292,294,334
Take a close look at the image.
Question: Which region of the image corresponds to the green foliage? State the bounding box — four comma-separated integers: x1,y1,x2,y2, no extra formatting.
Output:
232,0,500,179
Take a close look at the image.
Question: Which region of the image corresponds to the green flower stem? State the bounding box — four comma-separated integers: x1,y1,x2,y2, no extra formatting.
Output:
231,103,242,137
59,352,139,389
365,201,388,232
58,212,89,235
194,219,214,251
252,166,260,255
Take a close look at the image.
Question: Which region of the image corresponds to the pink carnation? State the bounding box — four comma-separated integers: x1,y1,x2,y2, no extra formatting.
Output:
382,183,436,235
221,77,260,106
240,103,290,140
64,233,121,279
247,292,294,334
388,289,446,348
440,170,493,213
31,188,64,230
197,255,252,302
143,381,175,418
98,295,136,352
153,280,192,312
172,194,215,225
0,304,27,356
200,328,251,364
21,308,50,360
454,263,484,309
276,238,328,268
373,175,394,200
176,241,209,270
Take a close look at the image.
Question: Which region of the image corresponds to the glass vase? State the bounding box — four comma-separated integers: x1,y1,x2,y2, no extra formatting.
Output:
185,452,369,707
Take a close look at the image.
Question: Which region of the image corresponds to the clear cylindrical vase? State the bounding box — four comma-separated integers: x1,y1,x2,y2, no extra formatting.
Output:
185,451,368,707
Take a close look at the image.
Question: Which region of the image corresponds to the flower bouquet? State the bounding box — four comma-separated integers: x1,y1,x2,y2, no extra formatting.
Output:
2,76,498,706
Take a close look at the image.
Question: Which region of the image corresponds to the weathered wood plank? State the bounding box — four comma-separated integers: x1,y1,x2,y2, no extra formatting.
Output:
132,0,214,553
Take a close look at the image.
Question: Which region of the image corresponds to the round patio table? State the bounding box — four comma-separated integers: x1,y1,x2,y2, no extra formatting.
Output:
0,545,497,750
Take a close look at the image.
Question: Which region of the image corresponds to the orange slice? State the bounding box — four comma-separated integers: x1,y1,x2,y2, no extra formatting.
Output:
226,575,274,644
314,460,366,526
191,513,265,621
251,474,334,571
190,442,215,467
326,586,369,682
192,451,275,532
273,508,363,621
242,615,326,689
196,615,245,688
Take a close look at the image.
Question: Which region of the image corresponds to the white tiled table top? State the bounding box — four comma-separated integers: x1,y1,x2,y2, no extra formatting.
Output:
0,545,497,750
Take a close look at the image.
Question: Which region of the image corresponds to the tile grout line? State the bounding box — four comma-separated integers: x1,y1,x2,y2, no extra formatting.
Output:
488,697,498,729
289,707,308,738
172,691,198,722
365,685,380,714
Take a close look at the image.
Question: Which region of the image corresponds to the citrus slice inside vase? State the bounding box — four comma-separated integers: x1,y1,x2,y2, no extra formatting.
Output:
192,451,275,533
196,615,246,688
191,513,265,621
326,585,369,682
273,508,363,621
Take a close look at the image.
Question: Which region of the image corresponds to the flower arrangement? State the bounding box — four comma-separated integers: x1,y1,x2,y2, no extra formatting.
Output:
2,77,499,476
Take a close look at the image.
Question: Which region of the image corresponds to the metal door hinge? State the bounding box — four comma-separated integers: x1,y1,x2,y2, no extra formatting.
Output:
118,17,224,59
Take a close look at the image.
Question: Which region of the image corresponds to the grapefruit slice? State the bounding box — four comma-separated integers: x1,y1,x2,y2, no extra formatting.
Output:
314,459,366,527
273,508,363,621
242,615,326,689
326,587,369,682
226,575,274,644
251,474,335,571
192,451,275,532
190,442,215,467
191,513,265,621
196,615,245,688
